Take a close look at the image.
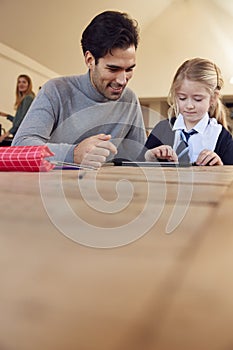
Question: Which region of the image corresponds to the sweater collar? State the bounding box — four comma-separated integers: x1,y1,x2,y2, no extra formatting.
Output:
79,71,111,103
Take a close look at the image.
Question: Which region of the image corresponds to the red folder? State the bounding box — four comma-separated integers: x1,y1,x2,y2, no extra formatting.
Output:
0,145,55,172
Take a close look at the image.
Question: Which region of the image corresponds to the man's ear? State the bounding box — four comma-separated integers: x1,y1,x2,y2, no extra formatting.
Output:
84,51,95,69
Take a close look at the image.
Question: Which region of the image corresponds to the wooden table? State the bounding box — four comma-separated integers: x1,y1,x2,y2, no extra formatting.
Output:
0,165,233,350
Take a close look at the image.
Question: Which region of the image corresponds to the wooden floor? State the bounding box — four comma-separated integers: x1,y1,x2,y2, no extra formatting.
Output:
0,165,233,350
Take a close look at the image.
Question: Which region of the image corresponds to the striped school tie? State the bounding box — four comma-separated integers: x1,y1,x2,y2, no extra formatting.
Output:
176,129,198,163
182,129,198,142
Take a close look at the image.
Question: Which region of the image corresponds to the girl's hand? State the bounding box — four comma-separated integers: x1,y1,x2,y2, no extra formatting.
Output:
196,149,223,166
145,145,178,162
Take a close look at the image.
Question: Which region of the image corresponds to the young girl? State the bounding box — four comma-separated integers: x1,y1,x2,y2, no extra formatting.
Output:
0,74,35,143
145,58,233,165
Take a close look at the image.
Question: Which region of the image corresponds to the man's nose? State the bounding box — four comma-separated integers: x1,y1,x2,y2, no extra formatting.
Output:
115,71,127,85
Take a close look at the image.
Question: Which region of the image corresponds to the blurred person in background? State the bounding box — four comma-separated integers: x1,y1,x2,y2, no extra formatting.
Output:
0,74,35,143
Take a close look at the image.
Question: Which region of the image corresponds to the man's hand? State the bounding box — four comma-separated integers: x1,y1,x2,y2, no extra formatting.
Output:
145,145,178,162
74,134,117,168
195,149,223,166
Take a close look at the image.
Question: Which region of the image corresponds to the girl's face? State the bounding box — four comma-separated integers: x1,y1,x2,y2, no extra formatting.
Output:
17,77,29,94
176,78,213,129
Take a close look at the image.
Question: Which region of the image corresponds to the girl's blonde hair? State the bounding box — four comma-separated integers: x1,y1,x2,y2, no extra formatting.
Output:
14,74,35,110
167,58,228,129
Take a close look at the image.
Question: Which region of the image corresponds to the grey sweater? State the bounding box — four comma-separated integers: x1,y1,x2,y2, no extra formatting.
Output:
12,72,146,163
7,94,34,135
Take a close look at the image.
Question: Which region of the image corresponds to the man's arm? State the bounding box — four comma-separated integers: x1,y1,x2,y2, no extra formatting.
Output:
12,90,117,165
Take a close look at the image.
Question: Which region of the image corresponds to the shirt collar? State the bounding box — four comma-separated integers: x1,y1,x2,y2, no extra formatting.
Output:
172,112,210,134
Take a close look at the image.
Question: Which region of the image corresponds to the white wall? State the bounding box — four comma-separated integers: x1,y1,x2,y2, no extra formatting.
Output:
0,43,58,132
130,0,233,99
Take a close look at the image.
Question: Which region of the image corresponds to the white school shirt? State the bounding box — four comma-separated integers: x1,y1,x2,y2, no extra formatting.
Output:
172,113,222,163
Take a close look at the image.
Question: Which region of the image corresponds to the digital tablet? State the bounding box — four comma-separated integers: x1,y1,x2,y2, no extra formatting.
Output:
113,161,192,167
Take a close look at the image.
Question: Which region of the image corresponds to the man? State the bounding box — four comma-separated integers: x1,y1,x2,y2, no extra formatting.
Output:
12,11,146,167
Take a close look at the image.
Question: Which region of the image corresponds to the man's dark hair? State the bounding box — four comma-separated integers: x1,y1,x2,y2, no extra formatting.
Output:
81,11,139,63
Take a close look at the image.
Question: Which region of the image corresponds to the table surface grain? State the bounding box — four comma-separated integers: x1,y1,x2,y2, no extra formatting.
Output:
0,165,233,350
